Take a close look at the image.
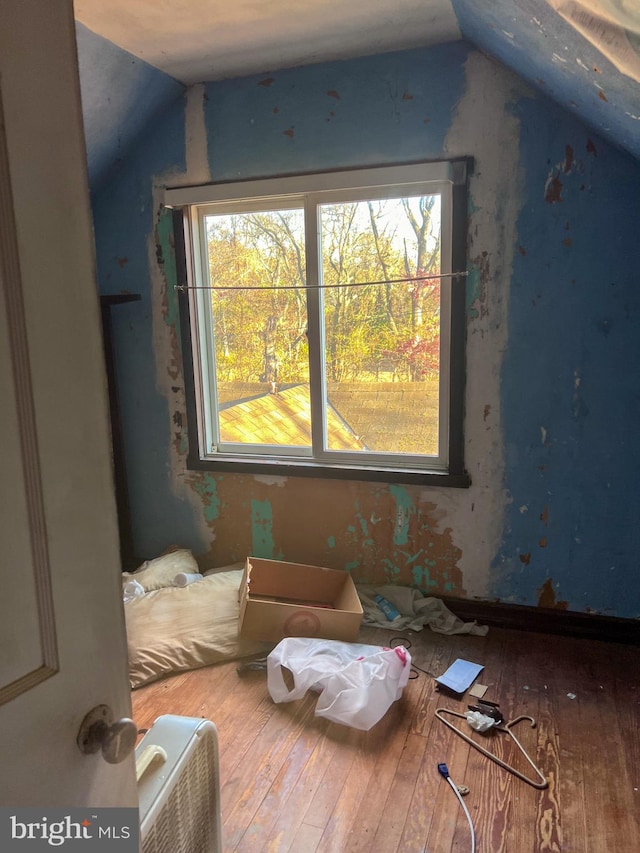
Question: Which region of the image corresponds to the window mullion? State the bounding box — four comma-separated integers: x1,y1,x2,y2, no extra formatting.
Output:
437,185,453,468
304,196,326,458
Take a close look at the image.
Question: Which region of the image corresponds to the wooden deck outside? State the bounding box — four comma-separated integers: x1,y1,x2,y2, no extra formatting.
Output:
131,625,639,852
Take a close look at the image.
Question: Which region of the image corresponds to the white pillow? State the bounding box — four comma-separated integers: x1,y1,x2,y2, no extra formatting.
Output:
122,549,200,592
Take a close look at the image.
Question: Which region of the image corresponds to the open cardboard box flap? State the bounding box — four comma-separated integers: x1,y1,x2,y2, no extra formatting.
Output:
239,557,363,643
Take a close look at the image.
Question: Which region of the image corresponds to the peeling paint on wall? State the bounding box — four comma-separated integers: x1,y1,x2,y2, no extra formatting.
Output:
254,475,287,487
175,475,467,593
444,50,522,601
545,174,564,203
537,578,568,610
467,249,491,318
187,473,221,524
148,176,217,555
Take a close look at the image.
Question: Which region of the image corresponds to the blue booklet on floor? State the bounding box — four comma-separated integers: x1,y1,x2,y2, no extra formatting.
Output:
436,659,484,695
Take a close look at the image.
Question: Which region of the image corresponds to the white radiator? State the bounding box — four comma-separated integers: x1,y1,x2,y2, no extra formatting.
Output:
136,714,222,853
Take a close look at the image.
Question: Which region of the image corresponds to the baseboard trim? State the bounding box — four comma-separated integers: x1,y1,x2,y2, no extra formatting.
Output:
441,596,640,645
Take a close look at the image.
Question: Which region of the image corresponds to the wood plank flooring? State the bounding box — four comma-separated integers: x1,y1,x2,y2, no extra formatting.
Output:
131,625,639,852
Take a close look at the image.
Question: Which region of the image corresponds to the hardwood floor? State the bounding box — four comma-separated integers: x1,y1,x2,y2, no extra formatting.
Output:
131,625,639,852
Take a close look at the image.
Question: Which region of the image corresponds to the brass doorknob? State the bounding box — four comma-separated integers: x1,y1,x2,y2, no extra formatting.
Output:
77,704,137,764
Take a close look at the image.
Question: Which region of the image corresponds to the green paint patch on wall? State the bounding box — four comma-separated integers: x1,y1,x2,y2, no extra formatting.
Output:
188,474,220,523
412,565,439,588
381,557,401,581
251,498,275,558
389,484,414,546
344,561,359,573
327,535,336,548
355,506,369,537
399,549,424,565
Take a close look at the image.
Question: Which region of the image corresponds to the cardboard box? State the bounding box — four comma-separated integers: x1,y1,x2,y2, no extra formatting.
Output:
239,557,363,643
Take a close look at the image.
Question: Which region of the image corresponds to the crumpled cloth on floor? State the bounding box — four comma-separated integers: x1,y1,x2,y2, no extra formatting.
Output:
357,584,488,636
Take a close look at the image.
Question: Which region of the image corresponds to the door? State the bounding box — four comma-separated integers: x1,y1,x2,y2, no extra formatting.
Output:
0,0,138,807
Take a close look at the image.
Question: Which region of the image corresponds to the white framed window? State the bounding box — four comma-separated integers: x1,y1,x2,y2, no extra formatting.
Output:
167,160,470,486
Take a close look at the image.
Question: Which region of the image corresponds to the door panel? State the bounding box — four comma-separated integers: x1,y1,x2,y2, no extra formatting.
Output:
0,0,137,807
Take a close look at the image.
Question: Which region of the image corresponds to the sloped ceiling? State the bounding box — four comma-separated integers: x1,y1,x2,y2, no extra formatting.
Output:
452,0,639,160
74,0,639,183
74,0,461,84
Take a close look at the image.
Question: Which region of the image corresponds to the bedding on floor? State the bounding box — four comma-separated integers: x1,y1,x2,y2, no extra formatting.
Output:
124,565,272,688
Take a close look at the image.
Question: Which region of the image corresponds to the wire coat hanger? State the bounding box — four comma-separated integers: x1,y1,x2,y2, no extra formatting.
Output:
435,708,549,789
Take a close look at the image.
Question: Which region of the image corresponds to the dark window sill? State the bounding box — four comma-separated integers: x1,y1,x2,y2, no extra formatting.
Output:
186,452,471,487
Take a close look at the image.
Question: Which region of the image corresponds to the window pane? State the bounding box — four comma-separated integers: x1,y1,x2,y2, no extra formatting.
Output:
319,195,441,456
204,208,311,448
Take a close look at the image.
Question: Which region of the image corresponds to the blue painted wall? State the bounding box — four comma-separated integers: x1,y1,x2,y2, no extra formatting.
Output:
76,22,184,191
203,45,464,179
90,92,209,553
91,41,640,618
492,98,640,614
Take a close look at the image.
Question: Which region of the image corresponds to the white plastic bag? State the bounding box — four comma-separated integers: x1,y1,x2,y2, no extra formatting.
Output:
267,637,412,731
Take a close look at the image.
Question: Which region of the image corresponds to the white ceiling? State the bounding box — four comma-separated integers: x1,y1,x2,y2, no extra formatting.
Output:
74,0,461,84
